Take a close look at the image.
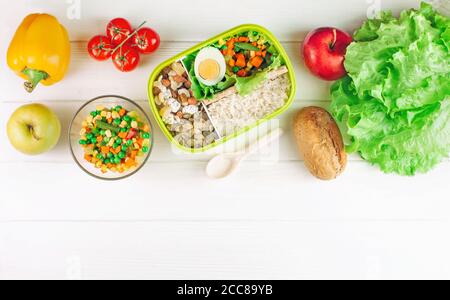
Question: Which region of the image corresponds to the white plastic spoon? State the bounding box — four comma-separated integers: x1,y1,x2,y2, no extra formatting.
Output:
206,128,284,179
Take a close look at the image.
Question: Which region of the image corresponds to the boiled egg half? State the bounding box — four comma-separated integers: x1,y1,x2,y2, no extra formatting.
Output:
194,47,226,86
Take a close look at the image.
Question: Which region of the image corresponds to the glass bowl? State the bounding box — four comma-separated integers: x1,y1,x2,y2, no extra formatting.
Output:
69,95,153,180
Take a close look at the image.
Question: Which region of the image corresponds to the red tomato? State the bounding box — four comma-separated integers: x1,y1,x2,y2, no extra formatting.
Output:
133,27,160,54
112,45,140,72
87,35,113,61
107,18,133,45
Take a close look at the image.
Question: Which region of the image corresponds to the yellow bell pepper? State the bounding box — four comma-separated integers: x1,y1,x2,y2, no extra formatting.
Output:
7,14,71,93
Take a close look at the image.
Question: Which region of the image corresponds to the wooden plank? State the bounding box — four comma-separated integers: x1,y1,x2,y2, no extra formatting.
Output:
2,0,422,41
0,41,331,102
2,220,450,280
1,160,449,221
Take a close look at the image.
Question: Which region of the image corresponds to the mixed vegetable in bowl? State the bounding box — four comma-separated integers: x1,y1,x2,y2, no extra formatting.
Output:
79,105,152,174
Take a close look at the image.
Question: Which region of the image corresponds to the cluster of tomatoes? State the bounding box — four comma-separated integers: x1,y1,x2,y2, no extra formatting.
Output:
87,18,160,72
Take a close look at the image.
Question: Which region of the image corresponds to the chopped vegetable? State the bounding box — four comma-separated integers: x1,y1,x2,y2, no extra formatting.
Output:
235,53,246,68
235,42,260,51
250,56,264,68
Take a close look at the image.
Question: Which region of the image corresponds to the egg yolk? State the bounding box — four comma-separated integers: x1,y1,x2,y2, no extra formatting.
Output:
198,59,220,81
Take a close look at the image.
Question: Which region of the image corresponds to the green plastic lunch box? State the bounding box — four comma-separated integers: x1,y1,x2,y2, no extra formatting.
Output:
147,24,297,153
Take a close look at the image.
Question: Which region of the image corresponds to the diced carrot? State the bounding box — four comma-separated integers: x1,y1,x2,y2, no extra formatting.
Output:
238,37,249,42
226,40,235,56
114,146,122,154
131,150,138,159
118,132,127,139
119,108,126,117
84,154,92,162
252,42,257,47
229,58,236,67
251,56,264,68
235,53,246,68
136,138,144,147
142,124,150,132
125,158,136,168
97,136,103,142
101,146,110,154
107,117,113,124
262,51,267,57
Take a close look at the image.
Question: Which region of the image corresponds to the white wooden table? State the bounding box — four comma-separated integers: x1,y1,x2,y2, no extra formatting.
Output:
1,0,449,280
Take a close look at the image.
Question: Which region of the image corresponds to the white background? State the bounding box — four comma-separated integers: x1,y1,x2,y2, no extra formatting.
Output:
1,0,449,280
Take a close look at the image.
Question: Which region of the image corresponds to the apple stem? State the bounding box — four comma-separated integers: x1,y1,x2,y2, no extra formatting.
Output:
330,28,338,50
22,68,49,93
27,124,40,141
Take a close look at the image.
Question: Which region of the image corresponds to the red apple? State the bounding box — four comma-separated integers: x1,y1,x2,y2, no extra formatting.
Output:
303,27,353,81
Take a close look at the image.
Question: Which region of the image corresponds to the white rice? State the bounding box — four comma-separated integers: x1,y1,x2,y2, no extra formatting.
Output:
207,74,290,137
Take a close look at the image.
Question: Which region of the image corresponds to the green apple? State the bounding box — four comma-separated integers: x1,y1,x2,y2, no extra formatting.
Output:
7,104,61,155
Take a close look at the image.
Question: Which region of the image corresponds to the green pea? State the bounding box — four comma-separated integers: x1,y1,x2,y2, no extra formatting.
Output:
114,118,121,126
91,138,97,144
96,154,104,160
232,66,240,73
142,132,150,139
120,127,127,133
79,139,87,145
114,157,121,164
115,105,122,111
85,133,93,139
107,152,113,158
116,138,122,144
123,115,131,122
90,111,97,117
126,140,133,146
92,128,99,135
142,146,149,153
100,130,106,136
118,151,126,159
122,145,128,151
104,159,110,164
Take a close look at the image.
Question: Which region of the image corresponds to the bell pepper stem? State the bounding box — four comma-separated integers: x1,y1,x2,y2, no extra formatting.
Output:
22,68,49,93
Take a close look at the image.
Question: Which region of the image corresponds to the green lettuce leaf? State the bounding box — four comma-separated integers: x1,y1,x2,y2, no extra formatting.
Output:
330,2,450,176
